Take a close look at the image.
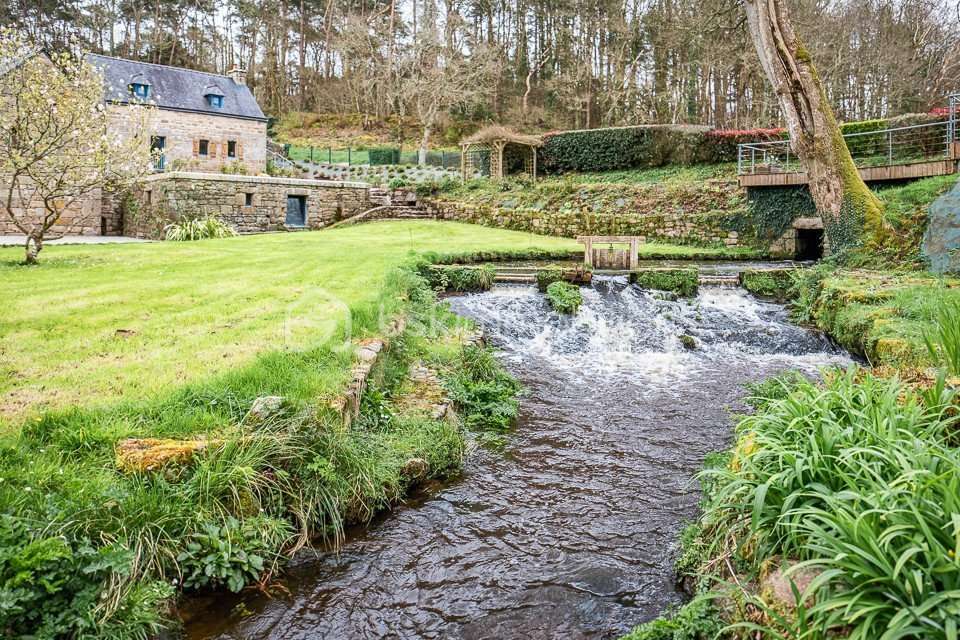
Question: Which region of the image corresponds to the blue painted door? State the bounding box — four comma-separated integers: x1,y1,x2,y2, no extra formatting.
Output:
286,196,306,227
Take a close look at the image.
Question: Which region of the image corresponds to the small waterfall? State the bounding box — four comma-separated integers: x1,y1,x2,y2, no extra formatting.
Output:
452,277,848,389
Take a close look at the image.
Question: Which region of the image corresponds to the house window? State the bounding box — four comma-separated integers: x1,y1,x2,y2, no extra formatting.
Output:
228,140,237,158
130,83,150,99
198,139,209,156
145,190,152,204
206,94,224,108
244,193,253,206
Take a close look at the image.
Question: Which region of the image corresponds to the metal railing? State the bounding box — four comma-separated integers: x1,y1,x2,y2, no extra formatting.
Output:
267,149,294,170
737,119,953,176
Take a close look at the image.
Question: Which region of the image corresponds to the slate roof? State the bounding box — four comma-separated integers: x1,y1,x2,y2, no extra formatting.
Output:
86,54,266,121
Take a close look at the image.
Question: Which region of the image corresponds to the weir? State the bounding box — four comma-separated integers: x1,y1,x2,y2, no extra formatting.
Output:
186,277,849,640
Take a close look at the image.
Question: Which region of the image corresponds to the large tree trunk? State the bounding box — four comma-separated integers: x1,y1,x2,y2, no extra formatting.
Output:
744,0,883,255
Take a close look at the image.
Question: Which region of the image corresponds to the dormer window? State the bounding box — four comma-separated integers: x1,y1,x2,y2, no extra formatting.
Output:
130,83,150,99
204,84,226,108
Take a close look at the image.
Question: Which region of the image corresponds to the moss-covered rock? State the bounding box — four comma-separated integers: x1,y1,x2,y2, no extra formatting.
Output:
741,268,796,301
631,268,698,297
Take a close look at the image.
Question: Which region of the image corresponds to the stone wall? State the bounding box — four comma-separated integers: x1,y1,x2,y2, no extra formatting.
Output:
422,199,743,249
0,180,104,236
124,172,370,238
108,105,268,175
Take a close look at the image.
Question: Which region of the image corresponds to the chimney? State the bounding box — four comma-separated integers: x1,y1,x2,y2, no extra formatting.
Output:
228,65,247,85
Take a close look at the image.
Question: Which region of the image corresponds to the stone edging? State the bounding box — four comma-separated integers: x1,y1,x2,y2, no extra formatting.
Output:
140,170,370,189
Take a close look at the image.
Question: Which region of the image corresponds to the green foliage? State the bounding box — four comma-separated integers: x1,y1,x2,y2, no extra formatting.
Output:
740,269,796,301
545,281,582,314
536,267,564,292
739,186,816,243
923,299,960,376
219,161,249,175
620,597,723,640
176,515,292,593
0,515,172,639
540,125,710,174
419,264,496,292
368,147,401,165
702,370,960,640
387,177,409,189
164,216,238,241
443,345,521,433
630,269,698,297
414,177,460,198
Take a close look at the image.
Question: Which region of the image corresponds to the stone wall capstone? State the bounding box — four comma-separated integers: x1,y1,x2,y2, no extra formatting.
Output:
422,199,744,249
123,172,370,238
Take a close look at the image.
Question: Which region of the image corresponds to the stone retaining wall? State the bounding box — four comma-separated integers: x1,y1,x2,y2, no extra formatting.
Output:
422,198,742,248
123,172,371,238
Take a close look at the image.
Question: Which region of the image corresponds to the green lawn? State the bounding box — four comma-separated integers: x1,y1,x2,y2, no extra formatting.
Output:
0,221,576,428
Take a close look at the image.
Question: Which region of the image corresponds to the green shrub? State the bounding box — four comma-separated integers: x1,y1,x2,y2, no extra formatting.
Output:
545,281,583,314
540,125,710,174
0,515,173,638
536,267,564,292
419,264,496,292
368,147,400,165
740,269,796,301
387,177,409,189
164,216,238,241
620,596,723,640
443,345,521,432
177,515,292,593
220,160,248,175
630,269,698,297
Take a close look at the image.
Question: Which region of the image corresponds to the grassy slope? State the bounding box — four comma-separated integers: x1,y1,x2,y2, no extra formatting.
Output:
0,221,576,428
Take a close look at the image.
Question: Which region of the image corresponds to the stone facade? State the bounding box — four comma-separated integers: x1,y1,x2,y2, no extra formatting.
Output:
109,106,268,175
0,180,105,236
423,199,743,249
124,172,370,239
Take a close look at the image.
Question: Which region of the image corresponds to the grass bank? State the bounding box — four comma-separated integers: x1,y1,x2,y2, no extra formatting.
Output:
0,221,576,428
0,225,542,637
789,267,960,370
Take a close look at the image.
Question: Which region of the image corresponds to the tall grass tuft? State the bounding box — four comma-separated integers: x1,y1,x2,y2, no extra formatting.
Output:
923,298,960,376
164,216,238,241
701,369,960,639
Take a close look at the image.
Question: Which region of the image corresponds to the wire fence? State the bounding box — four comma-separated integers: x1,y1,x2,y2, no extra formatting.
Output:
738,120,954,176
283,145,463,169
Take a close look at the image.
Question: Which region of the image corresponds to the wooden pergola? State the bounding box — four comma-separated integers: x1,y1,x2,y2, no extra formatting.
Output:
459,126,543,181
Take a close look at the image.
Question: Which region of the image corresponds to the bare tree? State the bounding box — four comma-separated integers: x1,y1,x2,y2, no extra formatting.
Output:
0,30,154,263
744,0,882,254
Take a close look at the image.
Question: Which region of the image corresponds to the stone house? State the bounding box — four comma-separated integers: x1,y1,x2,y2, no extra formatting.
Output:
2,52,370,238
89,54,268,175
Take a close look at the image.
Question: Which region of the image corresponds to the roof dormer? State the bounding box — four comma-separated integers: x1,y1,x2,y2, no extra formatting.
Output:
129,72,150,100
204,84,225,108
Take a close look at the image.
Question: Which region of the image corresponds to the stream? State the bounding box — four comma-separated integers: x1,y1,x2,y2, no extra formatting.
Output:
186,277,849,640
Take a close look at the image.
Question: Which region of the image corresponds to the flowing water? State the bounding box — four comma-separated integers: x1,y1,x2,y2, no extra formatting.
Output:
187,277,849,640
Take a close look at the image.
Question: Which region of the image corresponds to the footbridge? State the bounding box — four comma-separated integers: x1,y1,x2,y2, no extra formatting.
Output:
738,95,960,188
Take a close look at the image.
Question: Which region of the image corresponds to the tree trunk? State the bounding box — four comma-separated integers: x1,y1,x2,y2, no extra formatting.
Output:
24,233,42,265
418,121,432,166
744,0,882,255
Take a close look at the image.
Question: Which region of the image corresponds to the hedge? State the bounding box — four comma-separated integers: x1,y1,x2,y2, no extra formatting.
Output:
536,112,945,175
539,125,711,173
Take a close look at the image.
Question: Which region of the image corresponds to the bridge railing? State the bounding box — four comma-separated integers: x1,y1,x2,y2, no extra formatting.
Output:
737,120,953,176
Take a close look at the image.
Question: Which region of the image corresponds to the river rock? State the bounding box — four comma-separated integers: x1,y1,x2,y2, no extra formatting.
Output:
759,560,821,615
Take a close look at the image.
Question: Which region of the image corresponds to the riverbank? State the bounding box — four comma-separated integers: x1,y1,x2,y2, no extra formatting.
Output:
0,223,576,637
